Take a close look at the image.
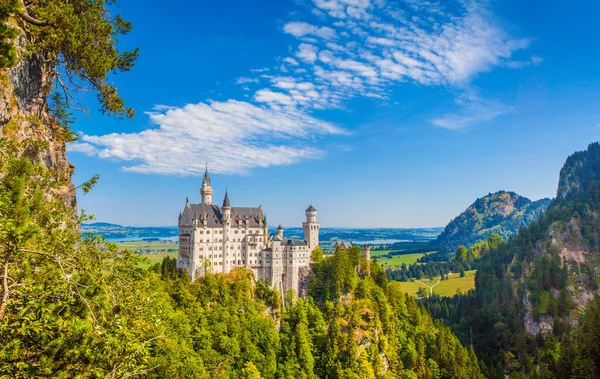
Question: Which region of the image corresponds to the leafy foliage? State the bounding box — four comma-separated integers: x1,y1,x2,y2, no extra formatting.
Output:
0,144,484,377
1,0,137,118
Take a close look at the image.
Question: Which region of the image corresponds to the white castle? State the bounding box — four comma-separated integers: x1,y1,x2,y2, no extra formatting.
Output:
176,168,320,294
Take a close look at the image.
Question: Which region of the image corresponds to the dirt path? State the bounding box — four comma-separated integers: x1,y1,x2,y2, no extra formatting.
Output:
415,278,441,296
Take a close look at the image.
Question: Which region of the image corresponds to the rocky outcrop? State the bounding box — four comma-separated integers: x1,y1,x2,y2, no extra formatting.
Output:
0,34,75,208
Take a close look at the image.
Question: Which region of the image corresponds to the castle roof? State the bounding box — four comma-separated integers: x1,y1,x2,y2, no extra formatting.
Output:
306,204,316,212
223,190,230,207
180,203,263,228
287,239,308,246
202,166,211,186
333,240,354,250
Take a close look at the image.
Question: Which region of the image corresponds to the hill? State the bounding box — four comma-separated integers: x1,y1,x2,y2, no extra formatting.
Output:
434,191,550,253
81,222,179,240
423,142,600,378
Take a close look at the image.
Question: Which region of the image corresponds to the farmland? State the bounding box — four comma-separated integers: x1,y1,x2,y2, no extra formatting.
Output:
374,253,425,268
396,270,477,298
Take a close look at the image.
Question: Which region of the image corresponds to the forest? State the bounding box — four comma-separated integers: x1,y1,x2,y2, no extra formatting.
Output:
2,1,600,378
420,143,600,378
0,140,484,377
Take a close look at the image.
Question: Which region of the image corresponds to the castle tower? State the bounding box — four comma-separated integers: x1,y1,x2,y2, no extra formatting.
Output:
200,166,213,204
362,244,371,274
302,205,320,251
276,224,284,239
222,190,231,223
263,214,269,247
362,244,371,261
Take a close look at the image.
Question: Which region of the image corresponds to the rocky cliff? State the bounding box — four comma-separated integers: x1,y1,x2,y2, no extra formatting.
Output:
0,34,75,208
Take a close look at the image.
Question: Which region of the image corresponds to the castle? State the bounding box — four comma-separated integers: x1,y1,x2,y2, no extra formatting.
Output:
176,168,320,294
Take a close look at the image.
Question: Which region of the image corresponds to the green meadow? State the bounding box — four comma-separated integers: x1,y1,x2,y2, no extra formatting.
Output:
136,252,178,269
114,240,178,252
374,253,425,267
397,270,477,298
113,241,179,269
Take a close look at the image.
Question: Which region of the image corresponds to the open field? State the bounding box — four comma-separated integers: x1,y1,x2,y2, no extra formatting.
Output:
396,270,477,298
137,252,178,269
375,253,425,267
370,249,392,257
115,241,178,252
112,241,179,269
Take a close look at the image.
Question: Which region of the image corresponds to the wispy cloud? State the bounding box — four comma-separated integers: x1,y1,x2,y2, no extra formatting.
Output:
264,0,534,111
283,21,338,40
235,76,260,84
71,0,536,175
432,94,511,131
71,101,344,175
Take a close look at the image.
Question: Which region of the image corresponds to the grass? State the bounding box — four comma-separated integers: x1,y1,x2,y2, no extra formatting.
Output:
115,241,178,252
137,252,178,269
375,253,425,267
370,249,393,257
396,270,477,298
113,241,179,269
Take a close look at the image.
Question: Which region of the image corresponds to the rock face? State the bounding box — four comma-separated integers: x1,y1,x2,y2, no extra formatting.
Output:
0,35,75,208
435,191,551,253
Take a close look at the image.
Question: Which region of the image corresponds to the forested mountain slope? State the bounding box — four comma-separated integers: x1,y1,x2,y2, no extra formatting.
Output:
424,142,600,378
0,144,482,378
434,191,550,253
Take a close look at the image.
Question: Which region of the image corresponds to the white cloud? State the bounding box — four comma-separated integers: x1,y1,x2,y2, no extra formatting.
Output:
296,43,319,63
254,89,296,106
261,0,535,129
432,95,511,130
236,77,259,84
70,101,345,175
505,55,543,68
284,21,337,40
71,0,538,176
284,57,299,66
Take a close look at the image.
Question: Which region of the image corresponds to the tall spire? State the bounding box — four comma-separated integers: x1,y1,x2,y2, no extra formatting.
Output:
201,164,213,204
223,189,230,207
202,163,211,186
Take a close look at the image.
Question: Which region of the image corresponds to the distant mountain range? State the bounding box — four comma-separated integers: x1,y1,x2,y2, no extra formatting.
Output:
434,191,551,253
81,222,443,247
81,223,179,240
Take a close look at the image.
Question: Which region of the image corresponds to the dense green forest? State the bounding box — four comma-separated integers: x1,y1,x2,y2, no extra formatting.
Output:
3,1,600,378
0,140,484,377
421,142,600,378
434,191,550,254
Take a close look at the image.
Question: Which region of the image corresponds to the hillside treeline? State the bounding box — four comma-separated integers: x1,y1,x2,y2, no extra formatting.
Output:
0,143,482,378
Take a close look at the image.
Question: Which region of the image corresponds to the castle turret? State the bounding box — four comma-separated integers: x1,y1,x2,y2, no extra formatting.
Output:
201,166,213,204
362,244,371,261
276,224,284,239
263,214,269,247
302,204,320,251
362,244,371,274
222,190,231,223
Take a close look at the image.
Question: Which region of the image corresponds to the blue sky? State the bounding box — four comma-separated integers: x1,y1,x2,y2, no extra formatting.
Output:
68,0,600,228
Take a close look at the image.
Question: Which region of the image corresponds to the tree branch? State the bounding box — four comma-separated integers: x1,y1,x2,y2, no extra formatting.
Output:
18,11,52,27
0,252,13,320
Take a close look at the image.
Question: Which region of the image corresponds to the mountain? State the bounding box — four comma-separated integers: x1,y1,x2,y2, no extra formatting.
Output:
434,191,551,253
424,142,600,378
81,222,178,240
